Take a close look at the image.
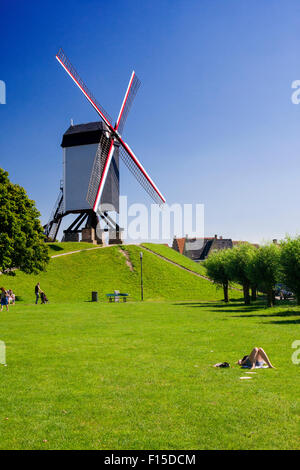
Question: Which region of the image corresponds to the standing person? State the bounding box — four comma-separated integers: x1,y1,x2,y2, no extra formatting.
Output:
35,283,41,305
0,288,9,312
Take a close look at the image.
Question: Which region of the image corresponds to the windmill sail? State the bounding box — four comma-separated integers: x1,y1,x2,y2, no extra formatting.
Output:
86,133,109,209
86,133,117,212
119,142,165,205
115,71,141,135
56,49,114,129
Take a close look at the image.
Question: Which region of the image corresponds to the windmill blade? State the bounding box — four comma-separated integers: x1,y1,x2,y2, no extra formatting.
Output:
118,139,166,205
115,71,141,135
56,49,114,130
87,133,115,212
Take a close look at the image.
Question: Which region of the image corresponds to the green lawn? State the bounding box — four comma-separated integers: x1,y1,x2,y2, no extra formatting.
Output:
0,299,299,449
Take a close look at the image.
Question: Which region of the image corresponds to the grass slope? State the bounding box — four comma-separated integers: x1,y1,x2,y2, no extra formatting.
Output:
142,243,207,275
0,300,299,449
3,245,240,303
142,243,243,292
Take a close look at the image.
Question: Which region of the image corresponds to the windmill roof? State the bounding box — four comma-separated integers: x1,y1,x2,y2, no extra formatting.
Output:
61,121,108,148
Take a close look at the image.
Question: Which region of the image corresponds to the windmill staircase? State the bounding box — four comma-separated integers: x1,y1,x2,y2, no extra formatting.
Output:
44,183,64,241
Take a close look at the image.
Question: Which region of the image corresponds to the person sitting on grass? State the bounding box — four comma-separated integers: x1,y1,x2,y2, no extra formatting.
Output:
8,289,15,305
238,347,275,369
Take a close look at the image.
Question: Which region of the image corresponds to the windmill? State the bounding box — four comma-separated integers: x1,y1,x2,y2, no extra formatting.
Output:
44,49,166,244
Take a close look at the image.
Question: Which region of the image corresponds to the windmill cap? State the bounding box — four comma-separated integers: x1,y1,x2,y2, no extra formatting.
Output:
61,121,112,148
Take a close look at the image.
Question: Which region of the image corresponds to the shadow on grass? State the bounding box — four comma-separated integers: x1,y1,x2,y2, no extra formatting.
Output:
174,300,266,311
266,319,300,325
174,300,243,307
47,244,64,252
232,310,300,319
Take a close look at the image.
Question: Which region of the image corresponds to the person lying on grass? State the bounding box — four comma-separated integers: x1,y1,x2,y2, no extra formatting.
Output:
238,347,275,369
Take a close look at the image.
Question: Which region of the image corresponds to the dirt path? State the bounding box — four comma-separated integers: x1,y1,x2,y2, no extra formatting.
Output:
119,248,134,271
51,246,104,258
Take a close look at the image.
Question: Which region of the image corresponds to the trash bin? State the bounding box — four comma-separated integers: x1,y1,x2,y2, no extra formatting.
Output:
92,291,98,302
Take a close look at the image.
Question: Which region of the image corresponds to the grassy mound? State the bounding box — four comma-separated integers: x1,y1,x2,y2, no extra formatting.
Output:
3,244,241,303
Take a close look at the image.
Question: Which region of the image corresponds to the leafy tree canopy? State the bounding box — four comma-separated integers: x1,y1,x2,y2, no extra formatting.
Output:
247,244,280,292
0,168,49,275
246,243,281,307
225,243,256,285
205,249,230,286
224,243,257,305
205,248,232,302
280,236,300,304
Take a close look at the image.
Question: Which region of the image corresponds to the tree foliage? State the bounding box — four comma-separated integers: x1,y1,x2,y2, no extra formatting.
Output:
280,236,300,305
224,243,256,305
0,168,49,275
205,249,231,302
246,244,281,307
204,236,300,308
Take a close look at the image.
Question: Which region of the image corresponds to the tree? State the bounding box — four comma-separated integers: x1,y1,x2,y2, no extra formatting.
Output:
225,243,256,305
0,168,49,275
280,236,300,305
246,244,281,307
205,249,231,302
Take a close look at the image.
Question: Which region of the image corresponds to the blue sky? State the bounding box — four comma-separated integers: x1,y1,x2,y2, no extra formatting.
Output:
1,0,300,243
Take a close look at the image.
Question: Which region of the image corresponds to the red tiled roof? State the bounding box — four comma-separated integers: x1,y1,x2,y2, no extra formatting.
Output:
176,238,186,254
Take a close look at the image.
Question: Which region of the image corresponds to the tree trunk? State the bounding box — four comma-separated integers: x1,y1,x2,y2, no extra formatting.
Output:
251,285,257,301
243,283,251,305
223,282,229,303
267,289,274,308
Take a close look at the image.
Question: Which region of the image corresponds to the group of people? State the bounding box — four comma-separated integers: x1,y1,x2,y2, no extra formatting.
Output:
0,288,15,312
1,283,50,310
0,283,49,310
35,283,48,304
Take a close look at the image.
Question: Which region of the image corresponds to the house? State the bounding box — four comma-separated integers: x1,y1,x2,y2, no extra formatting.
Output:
172,235,233,261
